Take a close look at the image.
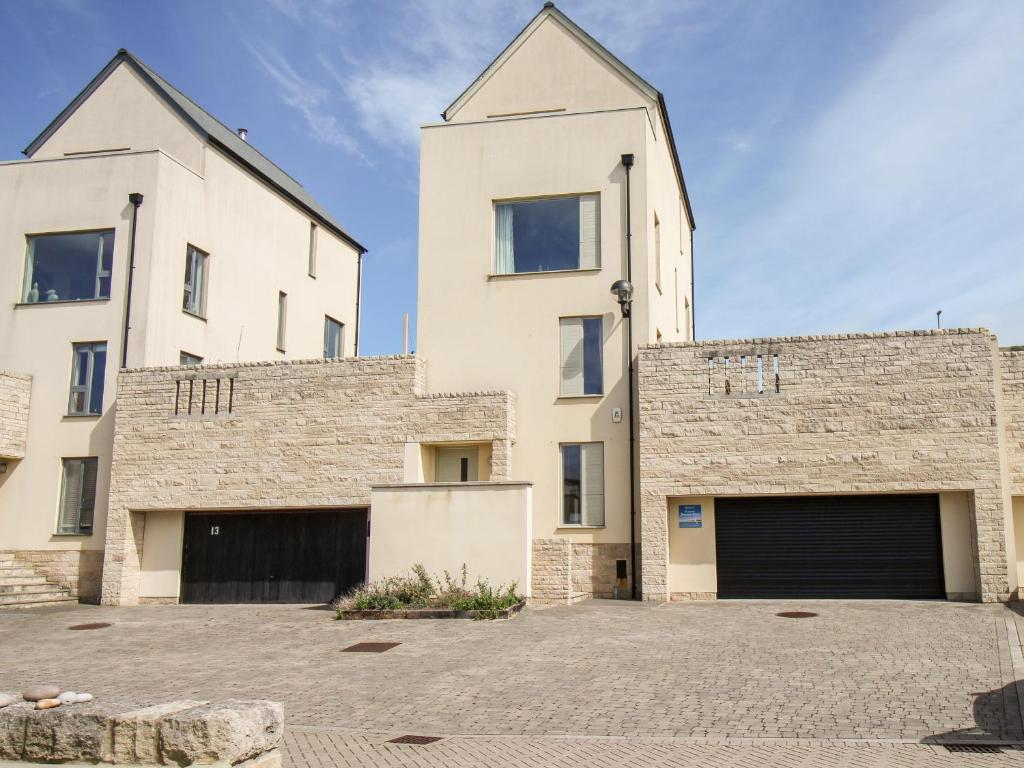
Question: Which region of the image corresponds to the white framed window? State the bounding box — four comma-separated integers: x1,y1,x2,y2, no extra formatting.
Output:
277,291,288,352
23,230,114,303
559,317,602,396
654,211,662,292
308,222,318,278
494,193,599,274
323,315,344,358
68,342,106,416
182,245,209,317
57,457,97,535
179,351,203,366
561,443,604,526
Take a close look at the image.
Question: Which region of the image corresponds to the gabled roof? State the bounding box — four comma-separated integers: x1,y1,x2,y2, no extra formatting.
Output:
23,49,367,254
442,2,694,231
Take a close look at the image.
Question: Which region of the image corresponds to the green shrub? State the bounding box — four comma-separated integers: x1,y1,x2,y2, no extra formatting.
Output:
335,563,521,619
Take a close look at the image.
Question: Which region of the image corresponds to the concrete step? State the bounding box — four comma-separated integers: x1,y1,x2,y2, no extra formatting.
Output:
0,566,39,578
0,594,79,609
0,582,61,595
0,574,52,586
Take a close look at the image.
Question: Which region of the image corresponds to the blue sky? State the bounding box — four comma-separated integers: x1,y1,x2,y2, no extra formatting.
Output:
2,0,1022,353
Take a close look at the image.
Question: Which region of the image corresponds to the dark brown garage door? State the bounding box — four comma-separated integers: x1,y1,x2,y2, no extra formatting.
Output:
715,495,944,599
181,509,367,604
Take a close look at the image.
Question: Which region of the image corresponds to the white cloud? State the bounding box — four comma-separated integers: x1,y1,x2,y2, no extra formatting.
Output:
247,43,367,161
700,1,1024,342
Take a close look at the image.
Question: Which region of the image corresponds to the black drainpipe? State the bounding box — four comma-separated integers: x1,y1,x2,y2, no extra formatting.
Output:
120,192,144,368
354,252,363,356
621,153,637,600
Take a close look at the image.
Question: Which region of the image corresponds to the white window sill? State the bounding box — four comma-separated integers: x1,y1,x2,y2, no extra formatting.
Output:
487,267,602,280
52,532,93,537
556,394,604,401
183,309,207,322
64,413,102,420
15,298,110,307
557,524,606,530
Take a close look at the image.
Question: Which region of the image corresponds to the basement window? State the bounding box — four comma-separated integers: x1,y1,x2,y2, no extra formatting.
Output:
22,230,114,303
494,194,599,274
57,457,97,535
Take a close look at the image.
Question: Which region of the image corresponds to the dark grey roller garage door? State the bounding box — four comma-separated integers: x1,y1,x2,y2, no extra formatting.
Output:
715,494,945,599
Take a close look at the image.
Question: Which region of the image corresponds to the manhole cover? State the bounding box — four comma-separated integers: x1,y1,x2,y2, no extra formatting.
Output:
388,735,442,745
342,642,401,653
776,611,817,619
67,622,112,630
944,744,1004,753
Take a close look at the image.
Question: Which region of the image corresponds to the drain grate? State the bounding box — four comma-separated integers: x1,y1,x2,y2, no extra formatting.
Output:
776,611,817,619
388,735,442,745
342,642,401,653
943,744,1004,753
67,622,112,630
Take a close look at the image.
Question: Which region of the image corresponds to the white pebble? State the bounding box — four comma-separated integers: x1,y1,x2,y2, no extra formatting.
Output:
75,693,94,703
57,692,78,704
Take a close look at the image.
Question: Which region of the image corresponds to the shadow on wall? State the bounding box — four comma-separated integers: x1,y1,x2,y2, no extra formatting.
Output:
923,681,1024,743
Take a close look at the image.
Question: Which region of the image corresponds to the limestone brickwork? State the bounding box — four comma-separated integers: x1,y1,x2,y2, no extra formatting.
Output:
531,538,632,603
0,372,31,460
1001,349,1024,495
12,549,103,600
102,355,514,605
638,329,1013,603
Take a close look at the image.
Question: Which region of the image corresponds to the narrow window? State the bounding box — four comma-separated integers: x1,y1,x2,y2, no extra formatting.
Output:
277,291,287,352
182,245,209,317
654,212,662,292
23,230,114,303
494,194,599,274
323,315,345,358
561,443,604,526
58,457,98,534
308,222,318,278
559,316,603,396
179,351,203,366
68,342,106,415
674,268,680,333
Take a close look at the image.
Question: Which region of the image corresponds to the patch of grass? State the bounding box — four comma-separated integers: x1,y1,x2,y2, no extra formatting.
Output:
335,564,521,619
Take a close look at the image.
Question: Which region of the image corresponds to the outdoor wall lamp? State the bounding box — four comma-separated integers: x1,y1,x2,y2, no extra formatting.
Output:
610,279,634,318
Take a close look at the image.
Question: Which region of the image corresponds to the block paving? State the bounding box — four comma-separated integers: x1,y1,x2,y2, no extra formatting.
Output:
3,599,1024,766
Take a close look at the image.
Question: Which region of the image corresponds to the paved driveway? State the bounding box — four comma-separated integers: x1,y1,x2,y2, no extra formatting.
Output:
3,599,1024,765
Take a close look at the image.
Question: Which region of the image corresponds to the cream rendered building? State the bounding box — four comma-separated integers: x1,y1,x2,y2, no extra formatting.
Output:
0,50,364,604
418,3,695,600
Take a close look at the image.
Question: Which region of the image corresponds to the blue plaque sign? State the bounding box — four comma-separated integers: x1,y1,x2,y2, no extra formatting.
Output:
678,504,702,528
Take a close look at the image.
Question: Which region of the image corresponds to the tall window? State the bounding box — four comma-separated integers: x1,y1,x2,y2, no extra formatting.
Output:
559,317,602,396
58,458,97,534
308,222,318,278
494,194,599,274
182,245,208,317
654,212,662,292
23,230,113,303
561,443,604,526
277,291,288,352
323,315,344,358
68,342,106,416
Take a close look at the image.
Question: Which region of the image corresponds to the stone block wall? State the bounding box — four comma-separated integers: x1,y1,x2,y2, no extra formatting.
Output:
639,329,1012,602
531,538,632,602
12,549,103,600
1002,349,1024,495
0,372,31,460
103,355,515,605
